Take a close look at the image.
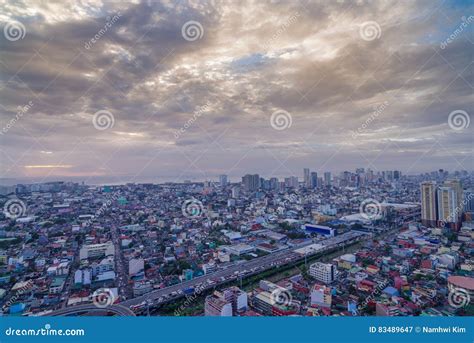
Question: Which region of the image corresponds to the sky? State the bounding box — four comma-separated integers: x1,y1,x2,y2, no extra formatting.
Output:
0,0,473,185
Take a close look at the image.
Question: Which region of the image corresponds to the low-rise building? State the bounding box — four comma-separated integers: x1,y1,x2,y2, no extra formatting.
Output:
79,242,115,260
310,284,332,308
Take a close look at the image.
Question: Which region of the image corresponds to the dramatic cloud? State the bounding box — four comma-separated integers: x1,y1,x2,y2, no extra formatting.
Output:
0,0,472,184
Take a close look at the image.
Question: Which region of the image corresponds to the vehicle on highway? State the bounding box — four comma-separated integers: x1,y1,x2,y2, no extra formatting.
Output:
183,287,195,295
130,301,146,311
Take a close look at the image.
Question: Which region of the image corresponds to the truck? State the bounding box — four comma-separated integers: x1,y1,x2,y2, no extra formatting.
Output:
183,287,195,295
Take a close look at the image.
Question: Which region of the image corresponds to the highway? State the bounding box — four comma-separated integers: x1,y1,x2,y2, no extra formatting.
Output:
43,230,368,316
45,303,135,316
121,230,369,310
111,224,132,300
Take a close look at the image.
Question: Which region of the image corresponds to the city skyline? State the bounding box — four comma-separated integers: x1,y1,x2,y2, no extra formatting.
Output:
0,167,468,187
1,0,473,186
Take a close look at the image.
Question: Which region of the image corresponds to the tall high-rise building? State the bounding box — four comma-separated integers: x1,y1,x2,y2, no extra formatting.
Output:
269,177,279,190
438,186,457,226
324,172,331,186
438,179,463,228
342,171,351,182
219,175,228,187
241,174,260,192
304,168,311,188
464,189,474,212
261,178,270,190
444,179,463,210
231,186,240,198
310,172,318,188
284,176,298,189
420,181,437,227
366,169,374,183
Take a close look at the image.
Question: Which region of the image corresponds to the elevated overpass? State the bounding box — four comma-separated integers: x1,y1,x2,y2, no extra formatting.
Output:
44,303,135,316
122,230,369,310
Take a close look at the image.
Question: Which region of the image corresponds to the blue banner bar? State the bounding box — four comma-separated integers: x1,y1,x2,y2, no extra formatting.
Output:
1,317,472,343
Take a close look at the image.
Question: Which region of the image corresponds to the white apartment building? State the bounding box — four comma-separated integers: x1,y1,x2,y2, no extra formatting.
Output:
79,242,115,260
309,262,337,284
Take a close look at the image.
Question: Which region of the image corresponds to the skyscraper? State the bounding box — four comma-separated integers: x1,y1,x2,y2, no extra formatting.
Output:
269,177,279,190
242,174,260,192
444,179,463,211
420,181,437,227
219,175,228,187
310,172,318,188
304,168,311,188
324,172,331,186
464,189,474,212
438,187,457,227
438,179,463,229
284,176,299,189
231,186,240,198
